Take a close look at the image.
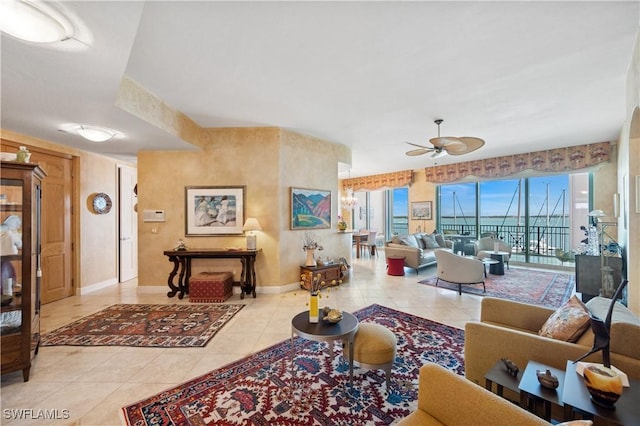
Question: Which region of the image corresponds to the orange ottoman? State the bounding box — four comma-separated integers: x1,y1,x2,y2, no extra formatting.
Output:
189,272,233,303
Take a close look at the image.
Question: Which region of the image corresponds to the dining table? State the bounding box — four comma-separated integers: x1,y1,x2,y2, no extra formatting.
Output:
352,231,370,258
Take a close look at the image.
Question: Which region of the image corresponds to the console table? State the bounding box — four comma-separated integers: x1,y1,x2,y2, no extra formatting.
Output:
163,249,259,300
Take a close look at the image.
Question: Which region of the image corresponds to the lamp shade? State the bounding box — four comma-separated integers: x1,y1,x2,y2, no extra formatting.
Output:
243,217,262,232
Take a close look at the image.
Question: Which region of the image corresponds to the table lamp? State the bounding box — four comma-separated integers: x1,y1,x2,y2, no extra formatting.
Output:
243,217,262,250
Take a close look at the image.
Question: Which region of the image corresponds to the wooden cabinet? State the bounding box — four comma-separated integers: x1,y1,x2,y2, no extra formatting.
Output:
300,264,343,290
1,161,45,381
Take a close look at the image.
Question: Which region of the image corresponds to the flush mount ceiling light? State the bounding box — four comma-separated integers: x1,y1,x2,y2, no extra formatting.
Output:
0,0,73,43
76,125,117,142
59,123,120,142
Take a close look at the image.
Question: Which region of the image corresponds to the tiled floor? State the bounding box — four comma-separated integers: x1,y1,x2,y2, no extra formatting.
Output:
0,253,569,425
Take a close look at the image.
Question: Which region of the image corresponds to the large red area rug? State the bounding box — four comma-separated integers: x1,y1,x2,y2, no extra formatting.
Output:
41,304,244,348
419,268,574,308
122,304,465,425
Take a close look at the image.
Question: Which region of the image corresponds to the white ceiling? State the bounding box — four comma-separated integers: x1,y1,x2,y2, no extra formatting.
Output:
1,1,638,177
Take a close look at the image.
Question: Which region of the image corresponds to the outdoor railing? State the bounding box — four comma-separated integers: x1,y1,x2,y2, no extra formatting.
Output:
439,224,570,257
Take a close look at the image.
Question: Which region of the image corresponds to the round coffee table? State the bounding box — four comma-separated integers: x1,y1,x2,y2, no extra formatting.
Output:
466,256,499,277
291,310,359,383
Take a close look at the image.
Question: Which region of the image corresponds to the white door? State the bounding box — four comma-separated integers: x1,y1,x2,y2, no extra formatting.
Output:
119,165,138,282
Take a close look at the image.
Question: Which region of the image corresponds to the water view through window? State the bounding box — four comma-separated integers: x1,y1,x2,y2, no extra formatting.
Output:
438,173,589,263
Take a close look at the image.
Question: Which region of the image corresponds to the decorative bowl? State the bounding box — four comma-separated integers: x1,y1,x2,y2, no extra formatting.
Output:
583,365,623,408
536,369,559,389
323,309,343,324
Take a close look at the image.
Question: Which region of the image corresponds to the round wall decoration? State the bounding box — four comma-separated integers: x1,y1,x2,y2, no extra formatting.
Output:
91,192,112,214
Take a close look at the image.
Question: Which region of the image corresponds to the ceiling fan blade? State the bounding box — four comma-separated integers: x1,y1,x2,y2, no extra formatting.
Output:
444,137,486,156
459,137,485,153
405,141,429,149
405,148,432,156
429,136,466,149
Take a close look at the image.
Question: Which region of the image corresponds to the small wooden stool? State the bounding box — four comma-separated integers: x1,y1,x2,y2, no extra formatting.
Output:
344,323,397,388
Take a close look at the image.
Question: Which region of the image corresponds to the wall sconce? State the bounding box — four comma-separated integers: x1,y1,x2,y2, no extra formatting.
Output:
243,217,262,250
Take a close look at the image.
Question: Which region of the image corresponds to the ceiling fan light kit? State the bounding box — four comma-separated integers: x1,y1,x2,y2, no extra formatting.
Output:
405,119,485,158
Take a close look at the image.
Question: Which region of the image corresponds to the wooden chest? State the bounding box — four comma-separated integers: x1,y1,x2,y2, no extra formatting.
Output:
300,264,343,291
189,271,233,303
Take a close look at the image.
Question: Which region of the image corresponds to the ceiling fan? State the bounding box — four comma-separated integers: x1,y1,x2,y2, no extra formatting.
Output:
405,119,485,158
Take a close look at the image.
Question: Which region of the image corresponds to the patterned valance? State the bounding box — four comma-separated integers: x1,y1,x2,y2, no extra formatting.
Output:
424,141,610,183
342,170,413,191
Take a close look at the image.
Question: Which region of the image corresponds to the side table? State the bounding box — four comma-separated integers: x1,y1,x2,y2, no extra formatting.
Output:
484,359,521,399
518,361,565,422
386,256,405,276
489,251,509,275
290,311,359,384
562,361,640,425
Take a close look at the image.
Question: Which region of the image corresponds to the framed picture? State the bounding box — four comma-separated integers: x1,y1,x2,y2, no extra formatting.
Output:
185,186,245,236
411,201,432,220
291,187,331,230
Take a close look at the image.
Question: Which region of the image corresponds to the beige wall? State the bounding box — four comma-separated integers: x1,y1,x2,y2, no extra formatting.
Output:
137,127,352,289
1,129,125,292
408,169,437,233
618,28,640,314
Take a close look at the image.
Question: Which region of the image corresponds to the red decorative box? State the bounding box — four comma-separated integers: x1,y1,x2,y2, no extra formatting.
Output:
189,271,233,303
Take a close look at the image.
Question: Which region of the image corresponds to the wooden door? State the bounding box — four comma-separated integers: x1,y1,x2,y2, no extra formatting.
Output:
118,166,137,282
24,150,74,304
1,141,75,303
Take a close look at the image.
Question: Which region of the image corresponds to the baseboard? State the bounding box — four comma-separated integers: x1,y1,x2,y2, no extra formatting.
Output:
136,282,302,295
78,278,119,295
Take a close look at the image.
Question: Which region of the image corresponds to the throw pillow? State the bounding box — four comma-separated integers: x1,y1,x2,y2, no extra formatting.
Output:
421,234,440,249
433,233,447,248
539,295,591,342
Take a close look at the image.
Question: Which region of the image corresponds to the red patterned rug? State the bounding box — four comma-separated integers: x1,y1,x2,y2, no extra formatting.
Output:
40,304,244,348
419,268,574,308
122,304,465,425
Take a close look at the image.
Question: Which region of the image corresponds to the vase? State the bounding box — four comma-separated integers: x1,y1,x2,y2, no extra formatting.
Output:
309,292,319,323
583,364,623,409
305,248,316,266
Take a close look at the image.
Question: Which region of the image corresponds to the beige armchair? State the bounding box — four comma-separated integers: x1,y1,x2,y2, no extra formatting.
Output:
475,237,512,269
434,249,485,295
396,363,547,425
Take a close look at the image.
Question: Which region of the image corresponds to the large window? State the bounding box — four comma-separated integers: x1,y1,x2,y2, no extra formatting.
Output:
437,173,588,264
438,182,477,235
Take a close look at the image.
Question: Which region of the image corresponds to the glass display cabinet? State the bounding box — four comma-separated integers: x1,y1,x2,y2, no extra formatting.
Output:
1,161,45,381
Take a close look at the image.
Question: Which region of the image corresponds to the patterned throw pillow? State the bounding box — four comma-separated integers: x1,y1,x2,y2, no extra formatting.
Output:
538,295,591,342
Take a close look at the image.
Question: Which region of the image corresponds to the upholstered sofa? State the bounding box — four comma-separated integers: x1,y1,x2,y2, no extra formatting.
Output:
384,232,453,273
396,362,547,425
465,297,640,398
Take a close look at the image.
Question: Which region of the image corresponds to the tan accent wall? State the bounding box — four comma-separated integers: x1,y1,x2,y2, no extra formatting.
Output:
1,129,126,292
137,127,352,288
408,169,437,233
619,28,640,314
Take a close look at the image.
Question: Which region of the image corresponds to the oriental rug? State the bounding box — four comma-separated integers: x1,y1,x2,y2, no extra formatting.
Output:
419,268,574,309
122,304,465,425
40,304,244,348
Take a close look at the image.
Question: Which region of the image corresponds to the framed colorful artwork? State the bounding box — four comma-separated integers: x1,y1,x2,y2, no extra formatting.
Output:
290,187,331,230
